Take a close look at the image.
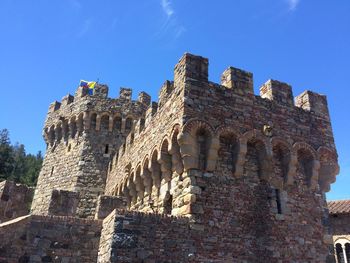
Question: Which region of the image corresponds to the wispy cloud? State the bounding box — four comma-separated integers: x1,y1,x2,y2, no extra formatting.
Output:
286,0,300,11
77,19,91,38
157,0,185,40
69,0,82,10
161,0,174,18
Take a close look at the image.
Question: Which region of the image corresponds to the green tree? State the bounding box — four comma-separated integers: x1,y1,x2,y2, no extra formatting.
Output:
0,128,43,186
0,129,14,181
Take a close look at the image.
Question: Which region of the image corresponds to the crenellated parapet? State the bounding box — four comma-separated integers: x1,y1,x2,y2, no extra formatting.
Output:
105,53,339,222
42,84,151,147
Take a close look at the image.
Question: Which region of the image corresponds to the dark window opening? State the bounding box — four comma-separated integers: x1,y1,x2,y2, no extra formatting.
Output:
68,144,71,152
164,193,173,215
104,144,109,154
140,118,145,132
50,167,54,176
130,133,134,144
275,189,282,214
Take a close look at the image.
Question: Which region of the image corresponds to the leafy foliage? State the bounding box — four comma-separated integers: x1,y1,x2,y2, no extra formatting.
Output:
0,129,43,186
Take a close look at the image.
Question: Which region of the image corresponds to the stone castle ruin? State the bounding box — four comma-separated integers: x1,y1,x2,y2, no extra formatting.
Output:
0,53,340,262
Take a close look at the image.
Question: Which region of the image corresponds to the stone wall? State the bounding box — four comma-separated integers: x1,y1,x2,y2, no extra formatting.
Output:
0,214,101,262
105,53,339,261
31,84,149,218
0,181,33,223
330,213,350,236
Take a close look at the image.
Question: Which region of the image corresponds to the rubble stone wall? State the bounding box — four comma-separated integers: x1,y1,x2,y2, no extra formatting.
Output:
0,214,101,262
31,85,149,218
0,181,33,223
105,53,339,261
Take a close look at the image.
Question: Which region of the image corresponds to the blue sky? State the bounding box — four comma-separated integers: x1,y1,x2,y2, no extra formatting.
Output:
0,0,349,200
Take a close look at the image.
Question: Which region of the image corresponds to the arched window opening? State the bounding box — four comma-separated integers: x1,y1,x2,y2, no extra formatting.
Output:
297,149,314,186
273,144,290,182
346,243,350,261
197,129,209,171
218,133,238,174
114,116,122,131
101,115,109,131
336,243,345,263
125,117,133,132
90,113,97,130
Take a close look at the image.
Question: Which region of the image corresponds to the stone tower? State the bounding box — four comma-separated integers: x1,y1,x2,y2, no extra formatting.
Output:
104,53,340,261
31,84,150,218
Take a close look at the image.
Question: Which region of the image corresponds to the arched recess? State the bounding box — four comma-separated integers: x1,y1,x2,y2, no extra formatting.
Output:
55,123,62,142
293,142,320,189
133,165,145,204
169,125,184,176
48,125,56,146
149,148,161,199
271,137,295,187
77,113,84,135
141,157,153,200
317,146,339,192
69,116,77,138
335,243,345,263
90,113,97,131
216,126,240,175
241,130,272,181
178,119,219,172
113,114,122,131
100,114,110,131
125,117,133,132
127,171,137,206
62,119,69,141
158,137,172,183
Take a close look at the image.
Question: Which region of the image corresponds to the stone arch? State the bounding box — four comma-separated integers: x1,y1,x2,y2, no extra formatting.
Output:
271,137,295,187
293,142,319,189
69,116,77,138
133,164,144,204
125,116,133,132
169,125,184,176
241,129,272,181
317,146,339,192
127,170,137,206
149,148,161,198
61,119,69,141
141,156,153,201
90,112,97,131
55,123,62,142
113,114,122,132
48,125,56,146
178,119,219,171
158,136,172,183
216,126,240,175
100,113,110,131
77,113,84,135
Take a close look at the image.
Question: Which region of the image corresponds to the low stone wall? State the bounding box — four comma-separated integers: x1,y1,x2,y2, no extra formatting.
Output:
0,214,102,262
0,180,34,223
98,210,195,263
95,195,127,220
